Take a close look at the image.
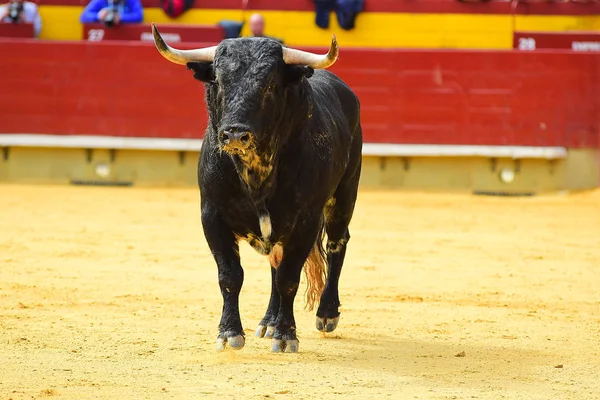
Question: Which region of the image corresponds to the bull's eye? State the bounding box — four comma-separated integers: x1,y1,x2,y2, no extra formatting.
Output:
266,83,275,95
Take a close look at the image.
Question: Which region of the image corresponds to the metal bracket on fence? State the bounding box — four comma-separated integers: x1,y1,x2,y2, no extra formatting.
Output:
490,157,498,172
548,159,557,175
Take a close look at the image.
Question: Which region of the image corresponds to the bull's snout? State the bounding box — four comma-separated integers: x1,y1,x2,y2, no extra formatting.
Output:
221,130,253,152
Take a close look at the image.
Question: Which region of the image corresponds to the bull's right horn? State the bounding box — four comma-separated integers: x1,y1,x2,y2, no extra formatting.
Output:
152,23,217,65
282,35,339,69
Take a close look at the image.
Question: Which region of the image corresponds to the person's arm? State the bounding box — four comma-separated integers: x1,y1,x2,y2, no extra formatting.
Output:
21,2,42,37
33,6,41,37
0,5,9,21
80,0,106,23
119,0,143,23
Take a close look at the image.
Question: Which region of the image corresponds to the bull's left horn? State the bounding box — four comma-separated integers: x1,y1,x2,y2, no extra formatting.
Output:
282,35,339,69
151,23,217,65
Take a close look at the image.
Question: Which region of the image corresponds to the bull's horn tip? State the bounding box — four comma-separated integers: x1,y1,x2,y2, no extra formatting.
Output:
152,23,162,37
331,34,338,48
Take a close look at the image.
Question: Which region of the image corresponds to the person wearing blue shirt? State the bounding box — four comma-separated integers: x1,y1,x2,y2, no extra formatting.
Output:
80,0,143,26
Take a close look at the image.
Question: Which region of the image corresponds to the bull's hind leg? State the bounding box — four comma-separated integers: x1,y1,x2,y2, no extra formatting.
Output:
201,206,245,351
317,163,361,333
255,266,279,339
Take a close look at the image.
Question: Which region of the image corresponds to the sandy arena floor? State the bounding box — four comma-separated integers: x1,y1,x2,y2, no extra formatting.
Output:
1,184,599,399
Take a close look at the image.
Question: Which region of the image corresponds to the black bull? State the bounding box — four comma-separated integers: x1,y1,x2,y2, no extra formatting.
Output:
152,24,362,353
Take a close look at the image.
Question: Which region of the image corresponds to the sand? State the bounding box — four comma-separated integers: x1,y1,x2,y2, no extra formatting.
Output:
1,184,599,399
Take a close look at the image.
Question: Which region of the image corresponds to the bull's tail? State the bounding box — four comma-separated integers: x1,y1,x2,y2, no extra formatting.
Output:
303,222,327,311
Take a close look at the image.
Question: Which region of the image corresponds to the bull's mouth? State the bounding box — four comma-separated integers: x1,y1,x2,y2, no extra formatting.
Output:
218,129,256,157
221,144,256,157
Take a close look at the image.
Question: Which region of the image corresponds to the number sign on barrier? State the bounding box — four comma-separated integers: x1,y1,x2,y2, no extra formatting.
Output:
82,23,225,43
514,31,600,52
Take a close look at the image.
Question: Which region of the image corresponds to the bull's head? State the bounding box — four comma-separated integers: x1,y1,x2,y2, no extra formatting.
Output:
151,23,338,161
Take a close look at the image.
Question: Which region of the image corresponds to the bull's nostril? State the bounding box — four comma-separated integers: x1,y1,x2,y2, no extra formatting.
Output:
220,129,252,150
221,131,231,144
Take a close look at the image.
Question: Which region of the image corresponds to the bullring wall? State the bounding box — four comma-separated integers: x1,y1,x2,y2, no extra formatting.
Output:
2,39,598,146
1,39,599,191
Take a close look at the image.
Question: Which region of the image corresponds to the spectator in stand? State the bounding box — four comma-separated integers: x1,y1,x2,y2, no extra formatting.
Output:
0,0,42,37
80,0,143,27
248,12,284,44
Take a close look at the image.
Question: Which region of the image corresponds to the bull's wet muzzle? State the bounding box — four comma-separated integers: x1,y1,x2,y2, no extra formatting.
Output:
221,130,253,153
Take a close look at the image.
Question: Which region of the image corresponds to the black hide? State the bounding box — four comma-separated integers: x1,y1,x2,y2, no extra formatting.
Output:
187,36,363,352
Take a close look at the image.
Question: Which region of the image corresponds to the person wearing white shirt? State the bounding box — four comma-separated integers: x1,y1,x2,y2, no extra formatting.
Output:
0,0,42,38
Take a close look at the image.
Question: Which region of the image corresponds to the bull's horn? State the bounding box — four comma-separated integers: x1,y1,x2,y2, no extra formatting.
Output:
151,23,217,65
282,35,339,69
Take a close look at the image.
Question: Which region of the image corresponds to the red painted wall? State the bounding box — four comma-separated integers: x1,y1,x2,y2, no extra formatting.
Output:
336,48,599,147
37,0,600,15
0,39,598,148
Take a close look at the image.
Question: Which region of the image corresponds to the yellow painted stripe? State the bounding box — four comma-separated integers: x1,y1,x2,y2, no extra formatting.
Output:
147,10,514,49
37,6,599,48
143,8,246,25
515,15,600,32
39,6,84,40
243,11,513,49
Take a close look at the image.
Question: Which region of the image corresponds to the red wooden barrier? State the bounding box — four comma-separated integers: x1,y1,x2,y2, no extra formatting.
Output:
331,47,599,147
0,39,598,147
0,23,35,38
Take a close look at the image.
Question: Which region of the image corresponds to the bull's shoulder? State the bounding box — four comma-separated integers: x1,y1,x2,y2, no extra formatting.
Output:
308,70,360,125
309,70,359,103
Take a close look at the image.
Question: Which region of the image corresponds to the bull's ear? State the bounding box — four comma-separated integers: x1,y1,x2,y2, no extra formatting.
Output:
284,65,314,85
186,62,216,83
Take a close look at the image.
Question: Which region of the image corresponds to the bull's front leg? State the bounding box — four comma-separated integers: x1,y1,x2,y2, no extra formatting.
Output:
201,206,245,351
255,266,279,339
271,214,323,353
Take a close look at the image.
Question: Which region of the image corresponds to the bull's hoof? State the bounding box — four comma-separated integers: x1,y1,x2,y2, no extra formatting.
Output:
255,325,275,338
264,326,275,338
316,316,340,333
271,338,299,353
215,333,245,351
